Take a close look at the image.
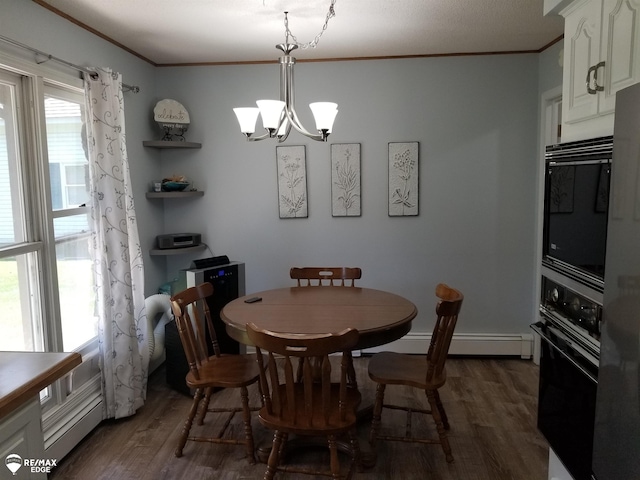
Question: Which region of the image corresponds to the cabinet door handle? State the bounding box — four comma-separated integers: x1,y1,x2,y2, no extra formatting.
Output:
586,61,606,94
586,64,598,94
593,60,605,92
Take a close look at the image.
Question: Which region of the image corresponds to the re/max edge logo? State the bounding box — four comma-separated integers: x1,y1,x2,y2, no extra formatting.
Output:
5,454,57,476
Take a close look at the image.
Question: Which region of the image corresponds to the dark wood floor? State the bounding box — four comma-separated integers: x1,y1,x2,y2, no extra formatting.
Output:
49,356,548,480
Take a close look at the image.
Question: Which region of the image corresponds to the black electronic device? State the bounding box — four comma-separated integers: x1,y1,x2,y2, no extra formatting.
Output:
156,232,201,249
192,255,230,269
164,320,194,396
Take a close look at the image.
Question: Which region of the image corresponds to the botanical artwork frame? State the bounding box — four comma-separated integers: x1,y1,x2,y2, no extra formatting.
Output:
388,142,419,216
276,145,308,218
331,143,361,217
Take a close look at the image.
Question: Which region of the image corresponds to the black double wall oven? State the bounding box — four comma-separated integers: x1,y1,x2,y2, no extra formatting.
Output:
534,136,612,480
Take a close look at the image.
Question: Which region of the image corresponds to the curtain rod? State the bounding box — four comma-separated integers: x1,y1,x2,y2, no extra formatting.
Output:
0,35,140,93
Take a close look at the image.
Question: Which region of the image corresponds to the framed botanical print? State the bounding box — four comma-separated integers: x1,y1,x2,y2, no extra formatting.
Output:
276,145,308,218
331,143,361,217
389,142,419,216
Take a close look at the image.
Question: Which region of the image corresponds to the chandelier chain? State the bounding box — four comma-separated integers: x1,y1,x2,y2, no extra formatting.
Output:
284,0,337,49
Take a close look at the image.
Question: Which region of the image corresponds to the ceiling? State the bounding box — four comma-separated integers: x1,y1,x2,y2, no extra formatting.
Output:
35,0,564,65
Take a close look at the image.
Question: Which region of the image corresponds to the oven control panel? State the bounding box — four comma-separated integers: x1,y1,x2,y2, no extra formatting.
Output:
541,276,602,340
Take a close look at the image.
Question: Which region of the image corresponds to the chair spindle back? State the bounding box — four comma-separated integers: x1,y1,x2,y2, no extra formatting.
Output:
247,323,359,427
290,267,362,287
425,283,464,383
170,282,222,381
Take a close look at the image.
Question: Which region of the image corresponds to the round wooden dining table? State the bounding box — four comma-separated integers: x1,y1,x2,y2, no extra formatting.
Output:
221,286,417,467
220,286,418,350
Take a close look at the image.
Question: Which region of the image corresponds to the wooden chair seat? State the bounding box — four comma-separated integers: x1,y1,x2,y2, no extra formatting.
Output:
170,282,263,463
368,351,446,390
368,283,463,464
184,353,260,390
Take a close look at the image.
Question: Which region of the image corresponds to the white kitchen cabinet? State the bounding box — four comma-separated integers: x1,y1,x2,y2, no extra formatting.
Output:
561,0,640,140
599,0,640,110
0,399,46,479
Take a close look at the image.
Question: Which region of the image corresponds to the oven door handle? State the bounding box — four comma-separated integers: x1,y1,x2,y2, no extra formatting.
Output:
531,323,598,384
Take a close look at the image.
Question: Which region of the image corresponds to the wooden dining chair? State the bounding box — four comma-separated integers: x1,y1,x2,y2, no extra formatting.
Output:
368,283,464,463
290,267,362,287
170,282,262,463
247,322,363,480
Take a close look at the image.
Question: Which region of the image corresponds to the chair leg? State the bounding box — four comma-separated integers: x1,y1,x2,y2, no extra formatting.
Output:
264,431,285,480
369,383,386,448
327,434,341,479
434,389,449,430
426,388,453,463
175,388,204,457
240,386,256,464
278,432,289,463
196,387,213,425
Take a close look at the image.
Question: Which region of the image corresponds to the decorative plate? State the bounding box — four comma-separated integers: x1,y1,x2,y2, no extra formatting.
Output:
154,99,190,140
153,99,190,125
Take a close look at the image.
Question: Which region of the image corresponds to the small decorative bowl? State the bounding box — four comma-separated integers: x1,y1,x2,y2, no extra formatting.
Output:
161,181,190,192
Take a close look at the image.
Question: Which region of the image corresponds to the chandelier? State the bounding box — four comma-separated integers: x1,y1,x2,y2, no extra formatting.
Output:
233,2,338,142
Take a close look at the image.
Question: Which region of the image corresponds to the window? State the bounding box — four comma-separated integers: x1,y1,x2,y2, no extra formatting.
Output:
0,70,45,353
44,88,97,351
0,67,97,376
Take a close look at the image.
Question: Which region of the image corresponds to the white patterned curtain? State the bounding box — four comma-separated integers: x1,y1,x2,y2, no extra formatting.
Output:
84,68,147,419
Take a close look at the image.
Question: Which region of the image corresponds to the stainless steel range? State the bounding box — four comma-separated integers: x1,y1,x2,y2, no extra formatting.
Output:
532,268,601,480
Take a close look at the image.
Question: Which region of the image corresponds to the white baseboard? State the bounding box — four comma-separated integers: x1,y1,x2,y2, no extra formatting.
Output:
42,375,103,461
362,332,534,359
246,332,535,359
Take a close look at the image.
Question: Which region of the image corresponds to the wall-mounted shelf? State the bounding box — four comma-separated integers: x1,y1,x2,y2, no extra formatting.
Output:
143,140,201,149
144,137,204,258
150,244,207,256
146,191,204,199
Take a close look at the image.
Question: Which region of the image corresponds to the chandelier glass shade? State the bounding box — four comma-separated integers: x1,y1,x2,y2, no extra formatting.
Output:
233,5,339,143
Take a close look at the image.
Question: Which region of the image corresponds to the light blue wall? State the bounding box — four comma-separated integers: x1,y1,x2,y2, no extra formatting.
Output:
3,0,563,337
156,54,541,334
